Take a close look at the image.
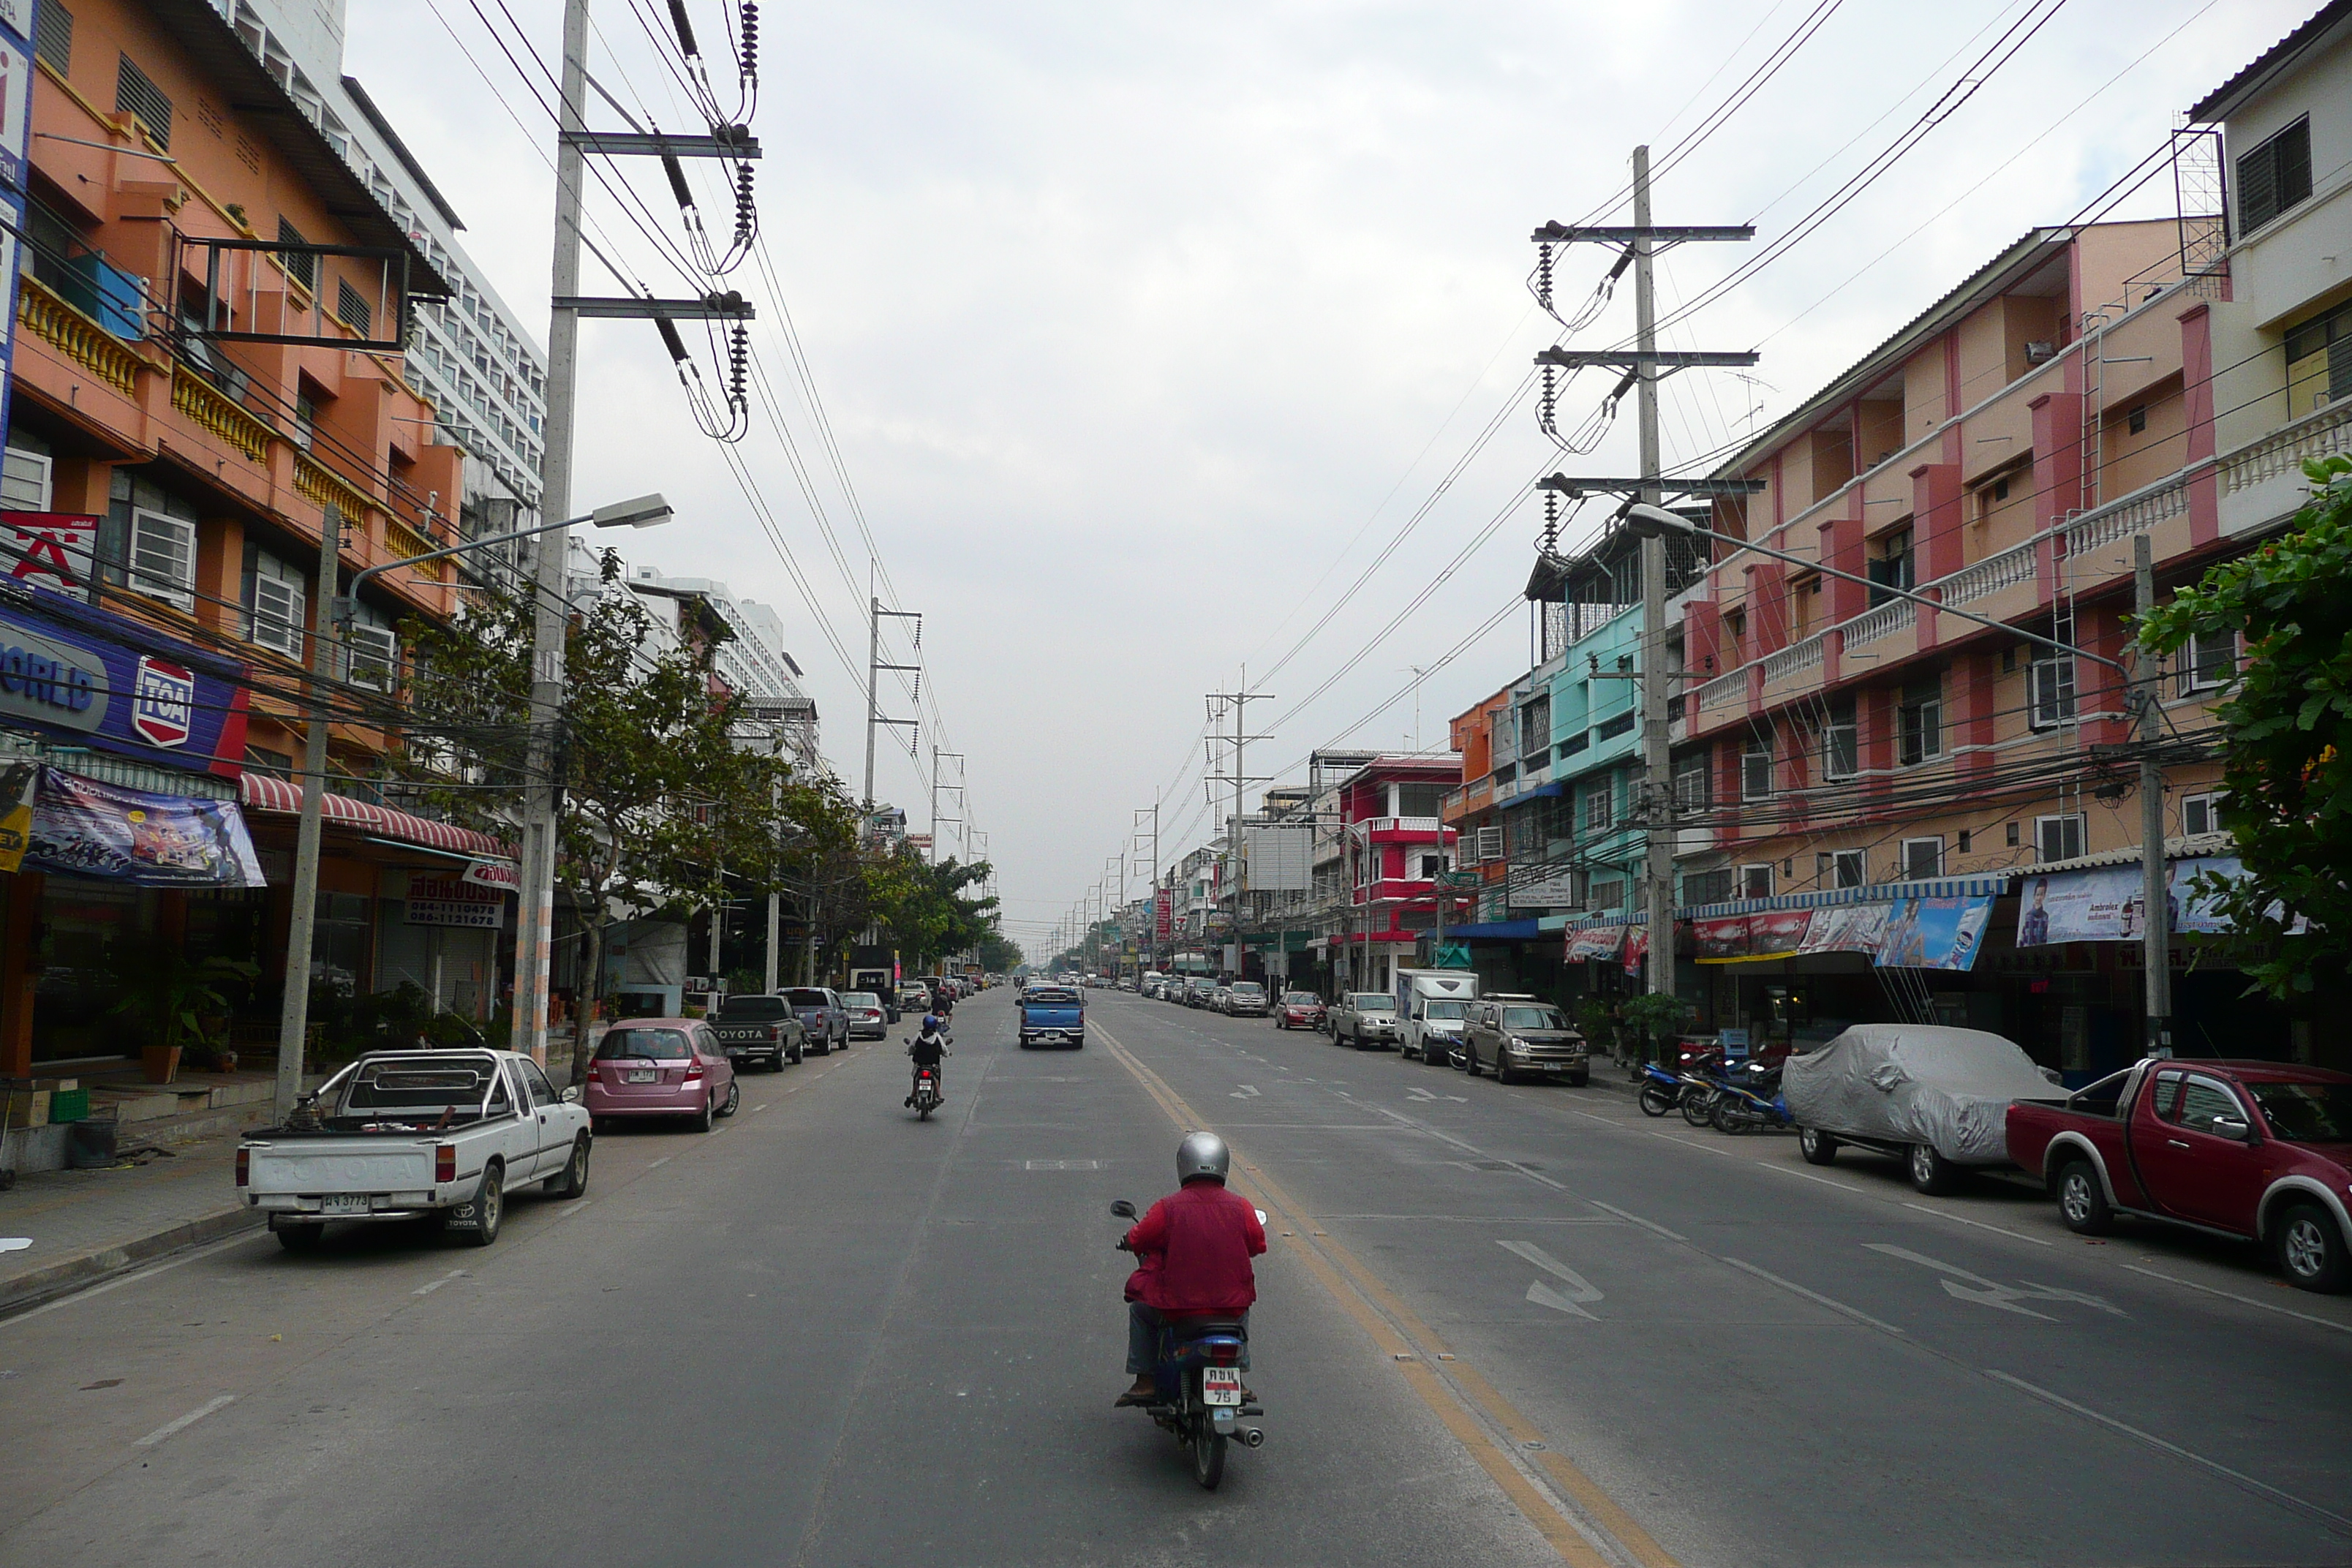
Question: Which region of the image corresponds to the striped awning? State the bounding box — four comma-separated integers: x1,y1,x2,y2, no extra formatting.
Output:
239,772,510,859
1681,873,2010,921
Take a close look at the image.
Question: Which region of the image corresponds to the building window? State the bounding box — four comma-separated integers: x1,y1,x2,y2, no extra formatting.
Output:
2027,652,2077,729
246,551,306,658
1584,777,1612,834
2127,404,2146,435
1683,867,1733,906
1418,853,1444,879
1739,864,1775,899
2236,115,2312,234
1519,694,1550,761
1867,527,1914,607
1475,824,1504,864
1671,750,1711,811
2181,791,2225,837
243,745,293,780
2286,297,2352,415
1817,848,1864,888
127,508,196,611
336,279,373,339
2177,629,2238,696
1957,829,1972,853
34,4,71,72
277,218,317,291
1822,697,1858,780
2036,814,2085,863
1900,837,1943,881
1,446,53,510
115,53,173,149
1898,671,1942,766
347,614,398,693
1741,741,1773,802
2006,821,2021,848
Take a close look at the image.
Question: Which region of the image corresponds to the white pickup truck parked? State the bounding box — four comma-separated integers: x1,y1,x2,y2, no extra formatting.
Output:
238,1049,591,1251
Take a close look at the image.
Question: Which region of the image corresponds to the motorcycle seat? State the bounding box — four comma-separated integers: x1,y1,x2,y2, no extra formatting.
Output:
1166,1315,1248,1338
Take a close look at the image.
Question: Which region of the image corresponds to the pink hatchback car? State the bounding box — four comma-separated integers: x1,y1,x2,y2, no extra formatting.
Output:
584,1018,739,1132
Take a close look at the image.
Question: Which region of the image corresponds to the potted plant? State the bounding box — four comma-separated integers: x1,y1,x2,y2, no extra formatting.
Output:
110,948,260,1084
1618,993,1695,1068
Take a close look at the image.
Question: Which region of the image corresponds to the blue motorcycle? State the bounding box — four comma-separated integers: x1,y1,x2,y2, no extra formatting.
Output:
1112,1199,1267,1488
1709,1059,1795,1134
1636,1061,1686,1117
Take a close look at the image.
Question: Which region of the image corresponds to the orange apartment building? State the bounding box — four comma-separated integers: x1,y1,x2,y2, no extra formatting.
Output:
1659,0,2352,1078
0,0,509,1096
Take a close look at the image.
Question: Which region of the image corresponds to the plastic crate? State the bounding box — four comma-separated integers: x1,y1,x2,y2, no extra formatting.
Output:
48,1087,90,1123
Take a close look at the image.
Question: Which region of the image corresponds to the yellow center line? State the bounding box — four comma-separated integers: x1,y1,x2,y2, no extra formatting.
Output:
1097,1022,1678,1568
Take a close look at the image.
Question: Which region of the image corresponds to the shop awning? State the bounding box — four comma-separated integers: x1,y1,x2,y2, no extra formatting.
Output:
1446,919,1543,941
239,773,511,859
1681,873,2011,921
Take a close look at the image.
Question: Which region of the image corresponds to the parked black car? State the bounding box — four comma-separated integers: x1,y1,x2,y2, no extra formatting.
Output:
709,994,809,1070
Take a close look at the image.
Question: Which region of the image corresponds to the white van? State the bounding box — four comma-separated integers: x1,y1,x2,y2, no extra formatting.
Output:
1395,969,1480,1063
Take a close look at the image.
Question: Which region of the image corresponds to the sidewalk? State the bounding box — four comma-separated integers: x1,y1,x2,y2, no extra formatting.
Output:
0,1035,587,1316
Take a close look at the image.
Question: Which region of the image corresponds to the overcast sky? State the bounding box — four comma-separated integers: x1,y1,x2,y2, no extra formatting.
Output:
353,0,2307,957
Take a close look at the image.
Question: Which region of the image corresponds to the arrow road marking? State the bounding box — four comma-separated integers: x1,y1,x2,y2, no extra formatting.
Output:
1230,1085,1260,1099
1866,1243,2125,1319
1499,1239,1603,1319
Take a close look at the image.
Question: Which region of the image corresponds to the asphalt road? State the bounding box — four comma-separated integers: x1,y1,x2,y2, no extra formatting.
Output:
2,988,2348,1567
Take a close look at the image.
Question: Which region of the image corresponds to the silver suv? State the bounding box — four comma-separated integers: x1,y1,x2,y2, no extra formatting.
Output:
1461,996,1588,1085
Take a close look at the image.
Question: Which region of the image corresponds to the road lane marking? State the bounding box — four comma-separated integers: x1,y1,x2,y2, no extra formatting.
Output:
412,1269,469,1297
1985,1370,2352,1532
1096,1021,1676,1568
1,1231,260,1330
1755,1164,1868,1194
2118,1264,2352,1335
1900,1202,2054,1245
647,1156,671,1168
1587,1201,1686,1243
134,1395,235,1448
1864,1245,2056,1320
1719,1258,1905,1336
1499,1240,1604,1320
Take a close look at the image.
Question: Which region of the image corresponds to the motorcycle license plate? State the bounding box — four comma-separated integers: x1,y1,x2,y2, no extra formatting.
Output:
1203,1368,1242,1406
625,1069,657,1083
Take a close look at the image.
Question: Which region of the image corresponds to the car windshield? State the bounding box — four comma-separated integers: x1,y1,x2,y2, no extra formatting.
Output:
1232,984,1264,996
785,990,832,1009
1422,1000,1471,1020
1502,1007,1569,1031
842,993,881,1009
1283,992,1320,1005
715,996,788,1019
597,1028,694,1060
2247,1080,2352,1144
1353,995,1395,1011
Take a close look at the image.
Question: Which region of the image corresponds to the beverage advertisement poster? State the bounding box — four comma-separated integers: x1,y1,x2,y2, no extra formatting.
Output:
1874,894,1993,970
1797,902,1890,957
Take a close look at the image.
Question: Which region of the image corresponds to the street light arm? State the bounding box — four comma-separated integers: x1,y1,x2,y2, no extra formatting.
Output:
1621,505,2127,672
339,494,673,623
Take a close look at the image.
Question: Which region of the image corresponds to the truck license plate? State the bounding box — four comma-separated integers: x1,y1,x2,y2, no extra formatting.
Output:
320,1195,371,1215
1203,1369,1242,1406
626,1068,657,1083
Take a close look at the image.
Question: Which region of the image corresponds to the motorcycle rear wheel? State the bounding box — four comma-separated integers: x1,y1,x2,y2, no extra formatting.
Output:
1637,1084,1676,1117
1710,1097,1757,1135
1190,1414,1228,1489
1681,1089,1715,1127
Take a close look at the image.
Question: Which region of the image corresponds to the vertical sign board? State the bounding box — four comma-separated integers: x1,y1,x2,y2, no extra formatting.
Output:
0,4,31,461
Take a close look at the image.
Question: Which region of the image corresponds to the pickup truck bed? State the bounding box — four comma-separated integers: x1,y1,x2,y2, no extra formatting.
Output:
2007,1057,2352,1292
1019,987,1084,1049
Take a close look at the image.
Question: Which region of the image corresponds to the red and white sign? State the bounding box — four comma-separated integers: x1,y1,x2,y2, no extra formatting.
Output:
1154,889,1173,941
406,872,505,929
5,512,101,599
462,859,519,889
129,657,195,748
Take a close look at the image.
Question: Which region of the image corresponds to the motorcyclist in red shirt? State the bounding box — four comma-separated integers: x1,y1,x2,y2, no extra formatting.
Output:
1116,1131,1267,1406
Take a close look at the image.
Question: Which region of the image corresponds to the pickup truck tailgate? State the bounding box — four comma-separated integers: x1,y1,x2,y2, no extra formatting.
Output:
249,1142,437,1194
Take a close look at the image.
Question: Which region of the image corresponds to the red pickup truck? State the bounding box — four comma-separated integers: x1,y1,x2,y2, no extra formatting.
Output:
2005,1058,2352,1293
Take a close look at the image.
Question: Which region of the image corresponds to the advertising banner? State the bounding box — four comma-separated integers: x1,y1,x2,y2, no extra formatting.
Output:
0,583,249,772
1154,888,1172,941
1563,924,1622,962
1874,894,1994,970
1797,902,1890,957
4,513,101,599
1692,916,1749,962
2015,858,2268,946
1622,924,1649,978
25,766,264,886
1749,908,1814,958
404,871,505,929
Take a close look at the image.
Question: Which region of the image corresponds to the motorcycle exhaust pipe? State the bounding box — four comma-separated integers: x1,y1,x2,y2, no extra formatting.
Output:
1239,1426,1266,1448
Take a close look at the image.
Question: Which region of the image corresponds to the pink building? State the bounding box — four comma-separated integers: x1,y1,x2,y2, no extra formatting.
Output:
1334,757,1462,992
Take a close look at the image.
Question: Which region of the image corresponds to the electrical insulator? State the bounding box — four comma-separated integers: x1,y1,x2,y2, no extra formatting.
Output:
734,164,754,243
1539,362,1557,435
728,323,749,402
740,1,760,81
1537,243,1553,312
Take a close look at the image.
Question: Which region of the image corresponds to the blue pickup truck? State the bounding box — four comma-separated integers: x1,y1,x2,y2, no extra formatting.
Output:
1018,984,1085,1049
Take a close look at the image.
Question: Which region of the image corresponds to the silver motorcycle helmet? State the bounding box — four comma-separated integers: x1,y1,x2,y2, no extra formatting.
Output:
1176,1131,1230,1185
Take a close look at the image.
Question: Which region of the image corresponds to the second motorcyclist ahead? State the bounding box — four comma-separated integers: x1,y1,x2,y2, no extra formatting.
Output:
905,1014,949,1108
1117,1131,1267,1406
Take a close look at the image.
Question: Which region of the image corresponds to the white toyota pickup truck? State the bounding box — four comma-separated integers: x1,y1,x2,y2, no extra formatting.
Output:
238,1049,591,1251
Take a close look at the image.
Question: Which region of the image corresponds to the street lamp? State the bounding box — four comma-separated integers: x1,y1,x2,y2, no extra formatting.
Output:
272,492,676,1120
1619,504,2171,1053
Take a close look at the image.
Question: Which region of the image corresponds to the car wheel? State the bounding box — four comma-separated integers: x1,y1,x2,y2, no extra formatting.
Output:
2055,1159,2111,1235
1908,1142,1962,1196
1568,1071,1589,1088
696,1093,715,1134
1798,1126,1839,1166
1461,1046,1480,1077
788,1039,804,1064
2273,1202,2351,1292
276,1222,325,1252
549,1134,591,1198
810,1039,829,1056
461,1163,505,1248
720,1080,742,1117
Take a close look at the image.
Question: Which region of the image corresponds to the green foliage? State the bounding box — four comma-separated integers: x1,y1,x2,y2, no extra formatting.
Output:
2137,457,2352,998
108,943,259,1058
1617,992,1693,1055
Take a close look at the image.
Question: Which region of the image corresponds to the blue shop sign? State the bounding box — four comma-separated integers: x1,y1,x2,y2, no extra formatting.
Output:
0,579,249,774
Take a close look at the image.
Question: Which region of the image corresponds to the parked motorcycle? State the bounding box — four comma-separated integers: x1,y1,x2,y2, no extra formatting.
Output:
1677,1049,1731,1127
1636,1061,1686,1118
1709,1059,1795,1134
1112,1199,1267,1489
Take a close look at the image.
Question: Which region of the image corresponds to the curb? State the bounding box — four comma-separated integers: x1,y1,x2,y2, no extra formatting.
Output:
0,1205,266,1321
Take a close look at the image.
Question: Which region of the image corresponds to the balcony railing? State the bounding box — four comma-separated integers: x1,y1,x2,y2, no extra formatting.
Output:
1760,632,1824,684
1693,668,1744,715
171,370,274,464
2065,470,2190,557
18,276,140,395
2221,397,2352,497
1842,597,1914,649
1939,535,2037,606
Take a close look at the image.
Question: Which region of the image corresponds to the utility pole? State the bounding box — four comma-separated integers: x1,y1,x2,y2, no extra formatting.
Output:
271,502,342,1120
930,747,963,867
2135,536,2173,1054
1530,148,1756,1007
1136,799,1160,972
514,0,758,1071
862,593,923,817
1207,672,1273,978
